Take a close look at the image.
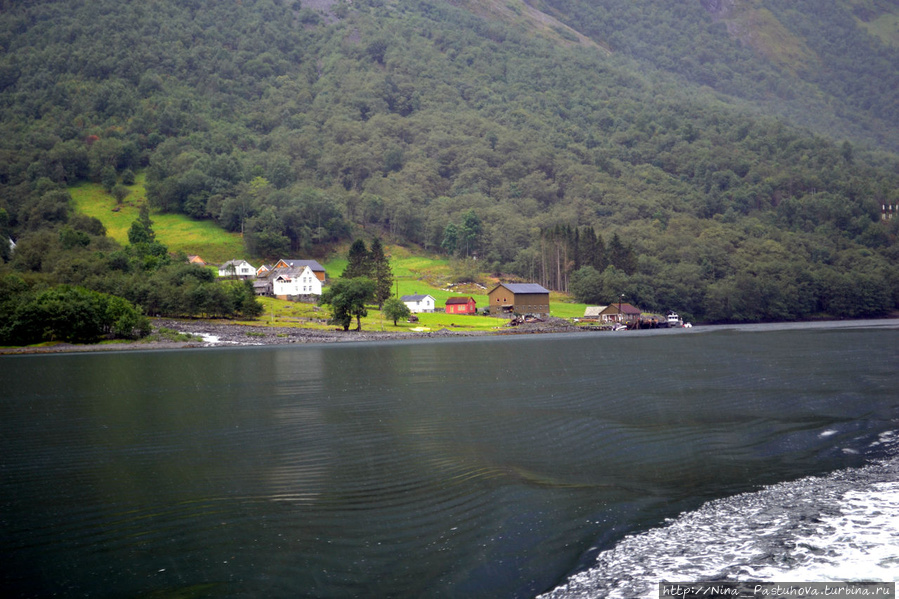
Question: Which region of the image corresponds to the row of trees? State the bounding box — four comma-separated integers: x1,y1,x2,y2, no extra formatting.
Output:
521,226,638,293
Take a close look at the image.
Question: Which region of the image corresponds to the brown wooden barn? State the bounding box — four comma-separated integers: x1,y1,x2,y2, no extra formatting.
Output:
487,283,550,317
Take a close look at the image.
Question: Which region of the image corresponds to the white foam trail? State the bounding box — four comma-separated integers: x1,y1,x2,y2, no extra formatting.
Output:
542,456,899,599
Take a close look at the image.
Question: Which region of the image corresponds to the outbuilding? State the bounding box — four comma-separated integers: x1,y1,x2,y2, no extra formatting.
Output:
487,283,550,317
599,303,642,324
445,296,477,315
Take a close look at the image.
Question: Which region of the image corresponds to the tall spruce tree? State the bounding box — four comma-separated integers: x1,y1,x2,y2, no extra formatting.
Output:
369,238,393,309
342,239,371,279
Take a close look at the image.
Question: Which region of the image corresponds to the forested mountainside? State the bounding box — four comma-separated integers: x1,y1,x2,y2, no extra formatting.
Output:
535,0,899,152
1,0,899,324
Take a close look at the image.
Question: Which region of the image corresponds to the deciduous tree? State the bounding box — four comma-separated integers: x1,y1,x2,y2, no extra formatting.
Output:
319,277,376,331
382,296,411,325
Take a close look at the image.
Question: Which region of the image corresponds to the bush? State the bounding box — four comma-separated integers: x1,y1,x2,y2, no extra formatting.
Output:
2,285,150,345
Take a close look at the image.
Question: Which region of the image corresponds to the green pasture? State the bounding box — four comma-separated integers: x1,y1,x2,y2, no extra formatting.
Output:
235,296,505,333
70,173,244,264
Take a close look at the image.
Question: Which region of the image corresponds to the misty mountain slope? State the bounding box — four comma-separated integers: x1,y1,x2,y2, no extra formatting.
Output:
529,0,899,152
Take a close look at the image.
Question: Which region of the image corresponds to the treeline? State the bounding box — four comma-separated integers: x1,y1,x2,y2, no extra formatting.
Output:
0,0,898,324
514,226,636,293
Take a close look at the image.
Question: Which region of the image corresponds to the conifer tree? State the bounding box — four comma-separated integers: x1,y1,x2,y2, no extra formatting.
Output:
369,238,393,309
342,239,371,279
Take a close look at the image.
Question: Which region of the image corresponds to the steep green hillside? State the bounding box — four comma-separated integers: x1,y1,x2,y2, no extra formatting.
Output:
1,0,898,323
537,0,899,150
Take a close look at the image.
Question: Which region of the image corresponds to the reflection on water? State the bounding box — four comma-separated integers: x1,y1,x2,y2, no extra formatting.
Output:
1,321,898,598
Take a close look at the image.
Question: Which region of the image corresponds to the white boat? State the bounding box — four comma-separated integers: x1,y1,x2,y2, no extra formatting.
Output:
667,312,682,327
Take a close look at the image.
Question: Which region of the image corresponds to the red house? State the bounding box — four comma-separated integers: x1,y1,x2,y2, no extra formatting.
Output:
445,296,477,315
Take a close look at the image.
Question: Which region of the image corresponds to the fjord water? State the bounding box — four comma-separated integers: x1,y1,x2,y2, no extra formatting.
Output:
2,321,897,598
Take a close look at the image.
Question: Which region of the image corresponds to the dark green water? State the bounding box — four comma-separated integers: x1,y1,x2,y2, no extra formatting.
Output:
2,321,897,598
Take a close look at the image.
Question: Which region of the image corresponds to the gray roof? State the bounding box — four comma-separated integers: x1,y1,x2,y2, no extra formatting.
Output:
401,294,433,301
221,259,252,267
584,306,608,317
279,259,325,272
495,283,550,294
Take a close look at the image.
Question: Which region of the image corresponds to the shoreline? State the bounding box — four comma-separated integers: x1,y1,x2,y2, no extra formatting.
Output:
4,316,896,356
0,317,586,355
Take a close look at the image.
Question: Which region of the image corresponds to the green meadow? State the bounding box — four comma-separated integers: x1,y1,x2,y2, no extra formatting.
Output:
70,173,244,264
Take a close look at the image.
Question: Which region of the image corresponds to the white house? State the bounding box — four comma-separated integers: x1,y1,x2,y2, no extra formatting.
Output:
401,294,436,313
218,259,256,278
272,266,323,298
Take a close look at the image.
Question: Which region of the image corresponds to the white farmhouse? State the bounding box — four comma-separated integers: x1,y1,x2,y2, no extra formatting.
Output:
401,294,436,313
273,266,323,298
218,259,256,278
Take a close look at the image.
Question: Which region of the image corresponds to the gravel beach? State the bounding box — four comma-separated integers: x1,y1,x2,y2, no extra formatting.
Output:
0,317,588,355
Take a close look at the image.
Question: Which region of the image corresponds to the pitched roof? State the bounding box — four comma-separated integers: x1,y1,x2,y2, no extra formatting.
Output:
445,296,475,304
584,306,608,317
603,302,641,315
401,294,434,302
491,283,550,294
278,259,325,272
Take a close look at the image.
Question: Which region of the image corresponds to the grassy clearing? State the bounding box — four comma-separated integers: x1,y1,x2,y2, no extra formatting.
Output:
230,295,504,332
70,172,245,264
859,12,899,47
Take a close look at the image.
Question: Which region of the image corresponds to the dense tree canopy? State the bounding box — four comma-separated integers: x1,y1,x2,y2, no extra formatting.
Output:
0,0,898,324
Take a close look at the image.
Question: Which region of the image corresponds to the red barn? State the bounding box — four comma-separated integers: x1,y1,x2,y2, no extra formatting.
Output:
444,296,477,315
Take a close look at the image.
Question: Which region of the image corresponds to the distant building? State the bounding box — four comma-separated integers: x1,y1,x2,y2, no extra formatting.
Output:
273,259,327,282
445,296,477,315
598,303,641,324
401,294,437,313
487,283,550,317
218,259,256,278
187,255,206,266
272,265,323,298
583,306,608,320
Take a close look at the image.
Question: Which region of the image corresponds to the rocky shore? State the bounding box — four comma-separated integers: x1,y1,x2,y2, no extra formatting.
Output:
1,317,588,355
